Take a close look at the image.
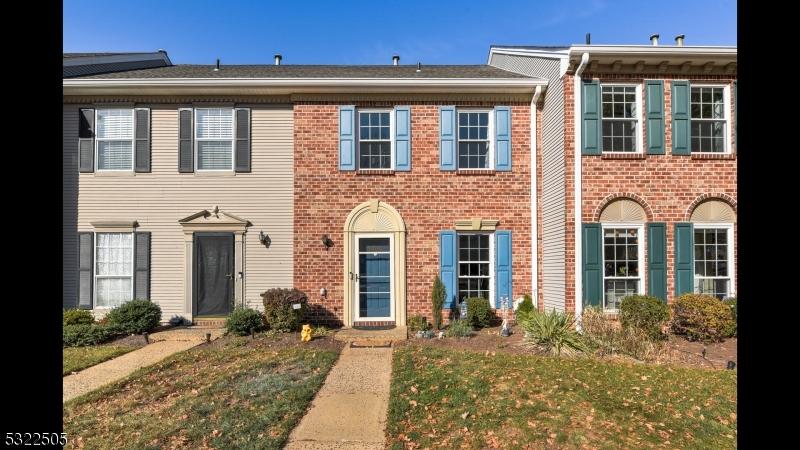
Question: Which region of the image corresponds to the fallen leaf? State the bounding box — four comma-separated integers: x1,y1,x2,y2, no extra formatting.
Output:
461,411,470,419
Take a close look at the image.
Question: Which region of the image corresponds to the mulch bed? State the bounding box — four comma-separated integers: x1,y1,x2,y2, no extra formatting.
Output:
398,325,737,370
206,331,345,352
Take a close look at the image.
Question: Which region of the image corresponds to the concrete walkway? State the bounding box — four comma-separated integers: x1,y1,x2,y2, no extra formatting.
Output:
284,343,393,450
63,327,224,403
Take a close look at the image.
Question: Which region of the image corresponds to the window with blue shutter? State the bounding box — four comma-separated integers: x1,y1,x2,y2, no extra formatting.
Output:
647,223,667,301
394,106,411,171
439,231,458,309
582,223,602,307
645,81,665,155
339,105,356,171
495,231,512,308
494,106,511,171
439,106,456,170
582,80,601,155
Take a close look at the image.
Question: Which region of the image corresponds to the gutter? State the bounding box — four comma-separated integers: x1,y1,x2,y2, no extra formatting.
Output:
63,77,547,95
573,52,589,325
530,85,543,308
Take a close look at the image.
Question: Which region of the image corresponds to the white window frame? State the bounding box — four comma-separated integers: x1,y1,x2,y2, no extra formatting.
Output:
93,232,135,309
194,107,236,172
599,83,643,154
690,83,732,155
356,109,395,170
354,233,395,321
95,108,136,172
456,109,495,169
600,223,645,312
692,222,736,298
456,231,495,305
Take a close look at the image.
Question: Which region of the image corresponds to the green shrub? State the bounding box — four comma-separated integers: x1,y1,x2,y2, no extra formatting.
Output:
581,307,665,361
63,324,112,347
63,309,94,326
105,299,162,334
671,294,735,342
465,297,493,328
520,309,588,356
225,307,265,336
515,294,535,323
445,319,473,337
619,295,669,340
408,315,430,332
723,297,737,337
431,276,446,330
260,288,308,332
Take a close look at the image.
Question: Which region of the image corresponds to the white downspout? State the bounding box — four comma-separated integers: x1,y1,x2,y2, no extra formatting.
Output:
573,52,589,324
530,85,543,308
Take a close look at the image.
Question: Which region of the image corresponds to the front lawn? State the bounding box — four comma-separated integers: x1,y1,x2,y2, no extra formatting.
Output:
63,345,137,376
64,335,342,449
388,346,737,449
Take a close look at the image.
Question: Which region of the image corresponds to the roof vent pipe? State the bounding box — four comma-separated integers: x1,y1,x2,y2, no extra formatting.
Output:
392,55,400,65
585,33,591,45
675,34,685,46
214,58,220,71
274,54,282,65
649,34,659,46
416,62,421,72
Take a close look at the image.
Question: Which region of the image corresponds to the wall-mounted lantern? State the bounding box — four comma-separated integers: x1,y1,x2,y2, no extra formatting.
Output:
259,230,271,247
321,234,334,249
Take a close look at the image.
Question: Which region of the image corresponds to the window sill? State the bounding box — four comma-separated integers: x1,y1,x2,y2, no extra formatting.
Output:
193,171,237,177
690,153,736,160
456,169,496,176
93,171,136,177
600,152,646,160
356,169,395,176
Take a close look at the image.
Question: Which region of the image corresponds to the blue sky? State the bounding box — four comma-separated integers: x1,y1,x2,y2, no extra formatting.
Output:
63,0,736,65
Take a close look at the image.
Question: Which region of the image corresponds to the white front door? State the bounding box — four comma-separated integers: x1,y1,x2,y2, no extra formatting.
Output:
354,234,394,321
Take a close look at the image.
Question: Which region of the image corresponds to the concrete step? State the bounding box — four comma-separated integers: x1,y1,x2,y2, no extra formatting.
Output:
334,326,408,342
193,318,226,328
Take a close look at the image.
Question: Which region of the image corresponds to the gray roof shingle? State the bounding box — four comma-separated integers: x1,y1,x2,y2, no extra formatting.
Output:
69,64,534,79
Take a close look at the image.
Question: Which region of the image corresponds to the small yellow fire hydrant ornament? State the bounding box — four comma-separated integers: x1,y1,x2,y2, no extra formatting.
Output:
301,324,313,342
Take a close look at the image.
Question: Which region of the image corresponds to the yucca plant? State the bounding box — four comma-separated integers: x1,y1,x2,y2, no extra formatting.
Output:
520,308,588,356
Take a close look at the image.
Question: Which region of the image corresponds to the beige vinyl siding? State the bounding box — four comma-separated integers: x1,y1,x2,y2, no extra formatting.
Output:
62,104,294,317
490,53,566,312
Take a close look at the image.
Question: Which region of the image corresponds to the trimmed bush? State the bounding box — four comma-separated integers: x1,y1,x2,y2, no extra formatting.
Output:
723,297,737,337
63,324,112,347
225,307,265,336
408,315,429,332
261,288,308,332
465,297,493,328
619,295,669,340
671,294,735,342
515,294,535,323
445,319,473,337
105,299,162,334
63,309,94,326
520,309,588,356
431,276,446,330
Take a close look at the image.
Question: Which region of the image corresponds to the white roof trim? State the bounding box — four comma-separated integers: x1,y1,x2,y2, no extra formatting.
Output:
568,45,736,57
488,47,570,64
63,77,547,95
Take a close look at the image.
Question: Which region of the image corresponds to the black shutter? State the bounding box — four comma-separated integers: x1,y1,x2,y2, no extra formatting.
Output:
79,108,95,172
179,109,194,172
134,108,151,172
78,232,94,309
235,108,251,172
134,232,151,300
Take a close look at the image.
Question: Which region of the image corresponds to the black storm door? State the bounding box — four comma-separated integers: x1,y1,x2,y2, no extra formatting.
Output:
194,233,234,316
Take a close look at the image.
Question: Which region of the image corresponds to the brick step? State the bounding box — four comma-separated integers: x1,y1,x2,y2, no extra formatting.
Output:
193,318,227,328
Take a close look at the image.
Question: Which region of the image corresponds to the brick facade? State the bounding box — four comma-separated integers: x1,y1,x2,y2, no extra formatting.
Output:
562,73,737,313
293,101,532,325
